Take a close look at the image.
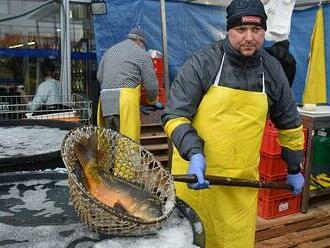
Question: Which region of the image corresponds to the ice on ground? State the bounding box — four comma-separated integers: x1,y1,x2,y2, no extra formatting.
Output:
93,211,200,248
0,125,68,158
1,179,64,216
0,175,201,248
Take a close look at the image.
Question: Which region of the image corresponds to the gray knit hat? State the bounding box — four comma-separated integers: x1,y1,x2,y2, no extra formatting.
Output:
226,0,267,31
127,27,147,45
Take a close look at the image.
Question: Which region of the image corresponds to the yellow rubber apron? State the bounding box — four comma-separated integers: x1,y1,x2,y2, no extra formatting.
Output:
171,54,268,248
97,85,141,142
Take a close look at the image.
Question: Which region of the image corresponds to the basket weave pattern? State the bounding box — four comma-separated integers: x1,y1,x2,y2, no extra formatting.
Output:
61,126,176,236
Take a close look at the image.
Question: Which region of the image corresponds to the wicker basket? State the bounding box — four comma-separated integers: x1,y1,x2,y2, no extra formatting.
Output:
61,125,176,236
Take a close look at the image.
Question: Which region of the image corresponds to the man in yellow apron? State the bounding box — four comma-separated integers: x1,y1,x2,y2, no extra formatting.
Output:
96,27,162,142
162,0,305,247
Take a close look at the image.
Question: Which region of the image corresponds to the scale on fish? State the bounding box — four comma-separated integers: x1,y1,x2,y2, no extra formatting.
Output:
74,136,163,221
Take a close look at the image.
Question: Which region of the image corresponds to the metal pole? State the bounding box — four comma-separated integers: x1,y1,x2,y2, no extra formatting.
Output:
60,2,66,100
159,0,169,100
65,0,72,100
60,0,72,103
159,0,173,171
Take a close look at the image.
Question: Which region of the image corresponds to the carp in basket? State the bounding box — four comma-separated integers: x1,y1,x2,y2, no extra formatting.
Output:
74,136,163,221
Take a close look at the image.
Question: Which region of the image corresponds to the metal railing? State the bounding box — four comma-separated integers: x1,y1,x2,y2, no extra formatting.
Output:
0,94,92,124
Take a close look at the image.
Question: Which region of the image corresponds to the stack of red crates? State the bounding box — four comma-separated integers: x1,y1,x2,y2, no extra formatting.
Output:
140,57,166,106
258,119,306,219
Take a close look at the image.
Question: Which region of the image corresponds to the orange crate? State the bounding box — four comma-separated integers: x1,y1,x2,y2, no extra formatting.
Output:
259,152,287,180
258,175,292,199
258,194,301,219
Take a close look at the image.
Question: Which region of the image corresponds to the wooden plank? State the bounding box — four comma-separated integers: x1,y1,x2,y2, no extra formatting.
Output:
255,236,296,248
155,154,168,162
141,122,163,127
297,238,330,248
143,143,168,151
256,214,330,241
285,224,330,246
256,207,328,231
257,224,330,248
255,198,330,248
140,131,167,139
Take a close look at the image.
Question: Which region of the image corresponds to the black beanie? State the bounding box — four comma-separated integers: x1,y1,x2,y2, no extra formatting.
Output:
226,0,267,31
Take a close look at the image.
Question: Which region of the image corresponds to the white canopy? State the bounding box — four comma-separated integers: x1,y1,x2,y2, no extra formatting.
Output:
187,0,327,7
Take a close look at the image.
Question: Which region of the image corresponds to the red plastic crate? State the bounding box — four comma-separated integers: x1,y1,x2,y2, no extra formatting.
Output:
259,152,287,180
140,87,166,106
303,128,307,151
152,58,163,74
265,119,277,131
258,175,292,199
260,120,281,155
156,72,164,89
258,194,301,219
158,87,166,105
140,87,147,105
261,120,307,155
141,57,165,105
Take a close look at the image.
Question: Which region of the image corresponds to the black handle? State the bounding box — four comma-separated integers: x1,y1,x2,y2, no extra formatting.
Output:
172,174,293,192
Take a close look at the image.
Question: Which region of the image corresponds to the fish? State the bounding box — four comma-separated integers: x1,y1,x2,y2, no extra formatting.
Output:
73,135,163,221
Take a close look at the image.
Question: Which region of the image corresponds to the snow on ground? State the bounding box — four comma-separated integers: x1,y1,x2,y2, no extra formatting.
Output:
0,126,68,158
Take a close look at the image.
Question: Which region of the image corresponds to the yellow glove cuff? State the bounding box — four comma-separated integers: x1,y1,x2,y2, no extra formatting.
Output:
278,125,304,151
164,117,191,137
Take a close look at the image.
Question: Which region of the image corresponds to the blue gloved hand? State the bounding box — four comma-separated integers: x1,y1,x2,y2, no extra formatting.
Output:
153,101,164,110
187,153,210,190
287,172,305,196
140,106,151,115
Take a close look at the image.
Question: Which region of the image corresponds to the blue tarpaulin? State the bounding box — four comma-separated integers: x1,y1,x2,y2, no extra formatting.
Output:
94,0,226,82
94,1,330,103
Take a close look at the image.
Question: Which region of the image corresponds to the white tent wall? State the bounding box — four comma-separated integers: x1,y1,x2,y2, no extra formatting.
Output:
187,0,329,7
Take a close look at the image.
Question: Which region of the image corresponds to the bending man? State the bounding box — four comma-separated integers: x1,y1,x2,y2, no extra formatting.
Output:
97,27,161,142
